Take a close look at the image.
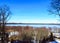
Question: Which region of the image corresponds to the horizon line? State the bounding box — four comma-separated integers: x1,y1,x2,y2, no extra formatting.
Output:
4,23,60,25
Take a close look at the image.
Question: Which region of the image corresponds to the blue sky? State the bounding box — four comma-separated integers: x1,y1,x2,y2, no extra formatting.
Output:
0,0,59,23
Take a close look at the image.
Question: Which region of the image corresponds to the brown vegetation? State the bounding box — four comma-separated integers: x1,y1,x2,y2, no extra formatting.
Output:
4,26,49,40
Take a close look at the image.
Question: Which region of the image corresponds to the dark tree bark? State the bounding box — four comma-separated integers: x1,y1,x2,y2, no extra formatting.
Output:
0,5,11,43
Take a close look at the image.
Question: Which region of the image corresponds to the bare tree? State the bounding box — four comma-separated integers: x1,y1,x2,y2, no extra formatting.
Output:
0,5,11,43
49,0,60,16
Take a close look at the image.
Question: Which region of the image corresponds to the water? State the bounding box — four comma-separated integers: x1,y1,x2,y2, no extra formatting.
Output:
6,23,60,28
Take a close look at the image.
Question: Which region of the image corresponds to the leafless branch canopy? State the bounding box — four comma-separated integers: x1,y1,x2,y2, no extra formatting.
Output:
48,0,60,16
